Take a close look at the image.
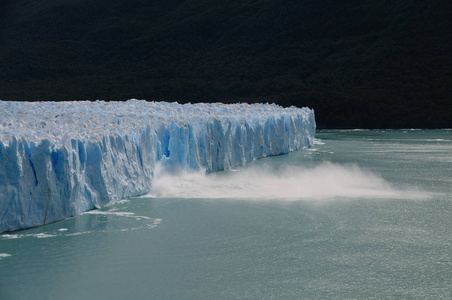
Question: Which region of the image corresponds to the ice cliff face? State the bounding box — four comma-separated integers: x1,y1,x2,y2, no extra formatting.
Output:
0,100,315,232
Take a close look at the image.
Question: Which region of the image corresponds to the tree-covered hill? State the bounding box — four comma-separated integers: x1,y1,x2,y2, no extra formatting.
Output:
1,0,451,128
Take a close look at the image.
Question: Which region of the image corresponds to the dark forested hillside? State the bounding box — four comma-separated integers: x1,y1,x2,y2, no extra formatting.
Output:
1,0,451,128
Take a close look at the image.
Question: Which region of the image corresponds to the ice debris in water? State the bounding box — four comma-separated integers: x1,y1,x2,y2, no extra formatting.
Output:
0,100,315,232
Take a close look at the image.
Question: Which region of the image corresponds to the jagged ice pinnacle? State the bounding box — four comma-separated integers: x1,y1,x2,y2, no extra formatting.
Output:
0,100,315,232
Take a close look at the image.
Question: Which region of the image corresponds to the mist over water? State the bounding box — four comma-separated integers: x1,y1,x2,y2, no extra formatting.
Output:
148,161,429,200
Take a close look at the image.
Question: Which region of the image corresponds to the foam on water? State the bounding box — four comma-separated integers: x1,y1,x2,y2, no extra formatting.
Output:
0,233,56,239
0,208,162,239
84,210,151,220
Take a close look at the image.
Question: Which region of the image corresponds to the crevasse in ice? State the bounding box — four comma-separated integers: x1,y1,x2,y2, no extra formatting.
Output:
0,100,315,232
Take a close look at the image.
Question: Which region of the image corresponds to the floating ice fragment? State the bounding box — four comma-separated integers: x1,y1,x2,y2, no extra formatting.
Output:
0,253,11,260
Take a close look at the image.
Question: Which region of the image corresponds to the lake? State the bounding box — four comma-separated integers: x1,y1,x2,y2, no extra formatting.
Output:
1,130,451,299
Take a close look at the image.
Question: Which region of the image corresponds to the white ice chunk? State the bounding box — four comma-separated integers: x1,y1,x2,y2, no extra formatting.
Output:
0,253,11,260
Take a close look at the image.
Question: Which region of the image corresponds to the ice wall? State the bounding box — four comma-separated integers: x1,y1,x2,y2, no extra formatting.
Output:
0,100,315,232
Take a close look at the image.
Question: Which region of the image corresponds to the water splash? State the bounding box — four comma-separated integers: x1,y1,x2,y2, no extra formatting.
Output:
148,161,430,201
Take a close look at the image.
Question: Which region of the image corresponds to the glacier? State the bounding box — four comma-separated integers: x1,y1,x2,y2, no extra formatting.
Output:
0,100,315,232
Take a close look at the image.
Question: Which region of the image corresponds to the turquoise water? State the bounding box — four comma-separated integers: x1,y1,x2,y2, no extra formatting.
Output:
1,130,451,299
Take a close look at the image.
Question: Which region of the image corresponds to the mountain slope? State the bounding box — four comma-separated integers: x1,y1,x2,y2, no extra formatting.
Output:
1,0,451,128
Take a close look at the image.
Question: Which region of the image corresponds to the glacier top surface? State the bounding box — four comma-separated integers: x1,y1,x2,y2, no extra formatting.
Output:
0,100,312,145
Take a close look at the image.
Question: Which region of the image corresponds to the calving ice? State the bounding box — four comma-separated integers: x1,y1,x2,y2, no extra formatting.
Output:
0,100,315,232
